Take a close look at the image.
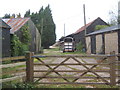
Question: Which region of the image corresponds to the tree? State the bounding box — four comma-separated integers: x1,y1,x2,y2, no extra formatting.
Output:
109,10,118,25
17,13,21,18
95,25,109,31
11,14,16,18
41,5,56,48
20,25,31,44
11,25,31,56
2,14,10,19
25,5,56,49
11,35,22,56
24,9,31,17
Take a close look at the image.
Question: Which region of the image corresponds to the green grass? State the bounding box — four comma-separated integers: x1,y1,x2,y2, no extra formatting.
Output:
2,60,12,64
1,74,13,79
3,65,25,72
2,81,37,89
37,84,86,88
94,85,119,88
42,47,85,56
2,64,25,79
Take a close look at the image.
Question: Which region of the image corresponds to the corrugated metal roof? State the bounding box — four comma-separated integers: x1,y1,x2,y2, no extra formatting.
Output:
0,19,11,29
2,18,30,34
86,24,120,36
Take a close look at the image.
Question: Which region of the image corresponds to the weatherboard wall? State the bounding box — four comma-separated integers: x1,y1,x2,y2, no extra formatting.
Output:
2,27,11,57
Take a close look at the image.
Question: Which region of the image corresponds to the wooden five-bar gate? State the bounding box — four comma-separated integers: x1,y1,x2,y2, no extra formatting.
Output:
25,52,120,86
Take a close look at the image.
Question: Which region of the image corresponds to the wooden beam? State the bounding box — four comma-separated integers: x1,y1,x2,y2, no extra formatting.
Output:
34,70,110,72
2,56,25,61
109,52,116,86
34,76,110,79
35,82,109,85
34,63,109,66
26,52,34,83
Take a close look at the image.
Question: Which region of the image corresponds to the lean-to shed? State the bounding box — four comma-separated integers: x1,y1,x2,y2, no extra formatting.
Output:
3,18,41,54
86,24,120,55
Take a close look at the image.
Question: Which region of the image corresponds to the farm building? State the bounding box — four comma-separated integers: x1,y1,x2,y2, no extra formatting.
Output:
65,17,108,50
0,19,11,57
86,24,120,55
2,18,41,54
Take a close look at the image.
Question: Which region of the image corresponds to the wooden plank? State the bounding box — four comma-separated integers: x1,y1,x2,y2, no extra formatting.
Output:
2,56,25,61
2,62,26,68
34,76,110,79
34,70,110,72
2,70,25,75
34,63,109,65
32,54,109,58
35,82,109,85
1,75,25,83
32,53,120,58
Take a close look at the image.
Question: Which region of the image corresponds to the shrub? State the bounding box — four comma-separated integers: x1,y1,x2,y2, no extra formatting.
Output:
11,35,23,56
76,42,85,52
11,25,31,56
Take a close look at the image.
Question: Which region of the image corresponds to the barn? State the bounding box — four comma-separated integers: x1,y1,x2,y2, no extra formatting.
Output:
65,17,108,50
86,24,120,55
2,18,41,54
0,19,11,57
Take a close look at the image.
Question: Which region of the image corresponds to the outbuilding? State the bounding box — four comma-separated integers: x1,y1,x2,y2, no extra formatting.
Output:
3,18,41,54
0,19,11,57
64,17,108,50
86,24,120,55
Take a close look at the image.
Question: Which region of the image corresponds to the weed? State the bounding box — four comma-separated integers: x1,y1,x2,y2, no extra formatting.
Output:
2,82,37,89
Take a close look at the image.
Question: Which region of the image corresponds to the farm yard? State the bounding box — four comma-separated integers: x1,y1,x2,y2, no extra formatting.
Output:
0,0,120,89
1,48,120,88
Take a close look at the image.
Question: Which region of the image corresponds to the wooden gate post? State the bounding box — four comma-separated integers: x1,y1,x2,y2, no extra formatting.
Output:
109,52,116,86
25,52,34,83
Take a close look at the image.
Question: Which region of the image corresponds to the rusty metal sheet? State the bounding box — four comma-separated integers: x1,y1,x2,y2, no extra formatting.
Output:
2,18,30,34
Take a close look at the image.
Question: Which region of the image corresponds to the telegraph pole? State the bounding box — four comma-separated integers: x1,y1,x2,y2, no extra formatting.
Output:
64,23,65,36
83,4,87,36
83,4,87,52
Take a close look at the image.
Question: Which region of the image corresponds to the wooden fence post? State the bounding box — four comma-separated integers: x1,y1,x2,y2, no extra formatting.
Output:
25,52,34,83
109,51,116,86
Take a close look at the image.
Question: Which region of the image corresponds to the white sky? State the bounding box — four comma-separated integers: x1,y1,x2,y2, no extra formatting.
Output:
0,0,119,41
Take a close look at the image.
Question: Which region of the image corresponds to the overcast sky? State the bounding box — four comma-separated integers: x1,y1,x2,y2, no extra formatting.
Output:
0,0,119,40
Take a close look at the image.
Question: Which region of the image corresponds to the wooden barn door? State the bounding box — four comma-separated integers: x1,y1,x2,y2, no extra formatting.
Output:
91,35,96,54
